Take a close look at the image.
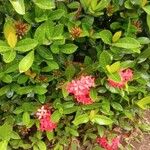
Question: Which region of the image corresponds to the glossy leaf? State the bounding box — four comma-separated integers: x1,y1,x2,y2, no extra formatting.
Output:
9,0,25,15
61,44,78,54
15,38,38,52
99,51,112,69
112,37,141,49
0,40,12,53
19,51,34,73
99,30,112,44
73,114,89,126
33,0,55,10
2,51,16,63
4,19,17,48
91,115,113,125
137,96,150,109
22,112,30,126
0,140,8,150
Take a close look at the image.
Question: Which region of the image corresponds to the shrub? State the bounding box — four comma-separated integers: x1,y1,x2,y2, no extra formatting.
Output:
0,0,150,149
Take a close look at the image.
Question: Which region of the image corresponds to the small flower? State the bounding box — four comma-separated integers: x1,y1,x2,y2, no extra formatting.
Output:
36,106,56,132
75,95,93,105
15,21,29,39
111,136,121,150
70,26,82,39
108,79,125,89
97,136,120,150
67,76,95,105
108,68,133,89
120,69,133,82
36,105,50,120
39,116,56,132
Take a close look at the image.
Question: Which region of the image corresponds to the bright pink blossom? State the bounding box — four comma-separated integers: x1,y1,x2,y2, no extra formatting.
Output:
120,69,133,82
108,79,125,89
39,116,56,132
108,68,133,89
97,136,120,150
75,95,93,104
36,106,56,132
67,76,95,105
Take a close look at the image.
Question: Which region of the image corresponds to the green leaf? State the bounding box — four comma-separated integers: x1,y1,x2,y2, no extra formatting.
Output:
0,40,12,53
49,9,65,20
95,0,111,11
136,96,150,109
34,22,47,45
9,0,25,15
51,110,62,123
147,15,150,31
0,86,10,96
137,37,150,44
66,127,79,136
33,0,55,10
19,51,34,73
99,30,112,44
101,100,110,113
46,131,54,141
2,74,12,83
15,38,38,52
17,86,33,95
106,61,121,73
61,44,78,54
99,51,112,69
2,51,16,63
11,131,21,139
37,141,46,150
34,86,47,95
67,2,80,9
62,82,69,98
0,123,12,140
143,5,150,15
111,102,123,111
37,95,46,104
0,140,8,150
22,112,30,126
112,37,141,49
73,114,89,126
36,46,53,60
108,72,121,82
65,64,75,81
89,88,98,102
112,31,122,43
91,115,113,125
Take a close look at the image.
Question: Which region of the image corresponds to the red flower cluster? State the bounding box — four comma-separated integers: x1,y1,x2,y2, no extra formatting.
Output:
108,69,133,89
97,136,120,150
67,76,95,105
36,106,56,132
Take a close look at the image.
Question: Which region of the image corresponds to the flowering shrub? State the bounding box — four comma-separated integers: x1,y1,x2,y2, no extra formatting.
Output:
0,0,150,150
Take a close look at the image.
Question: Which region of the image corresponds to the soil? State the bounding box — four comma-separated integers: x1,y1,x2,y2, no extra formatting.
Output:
131,110,150,150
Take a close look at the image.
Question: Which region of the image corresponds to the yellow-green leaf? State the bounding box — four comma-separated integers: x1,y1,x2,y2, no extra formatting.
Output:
137,96,150,109
4,19,17,48
9,0,25,15
106,61,120,73
19,51,34,73
112,31,122,42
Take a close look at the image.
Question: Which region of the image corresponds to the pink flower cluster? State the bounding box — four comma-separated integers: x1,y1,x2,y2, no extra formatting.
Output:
97,136,120,150
67,76,95,105
108,69,133,89
36,105,56,132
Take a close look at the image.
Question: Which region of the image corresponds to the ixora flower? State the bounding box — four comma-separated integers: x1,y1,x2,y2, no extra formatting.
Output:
108,69,133,89
36,106,56,132
97,136,120,150
67,76,95,105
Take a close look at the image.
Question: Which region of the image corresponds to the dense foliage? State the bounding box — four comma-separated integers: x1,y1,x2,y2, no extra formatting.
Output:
0,0,150,149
